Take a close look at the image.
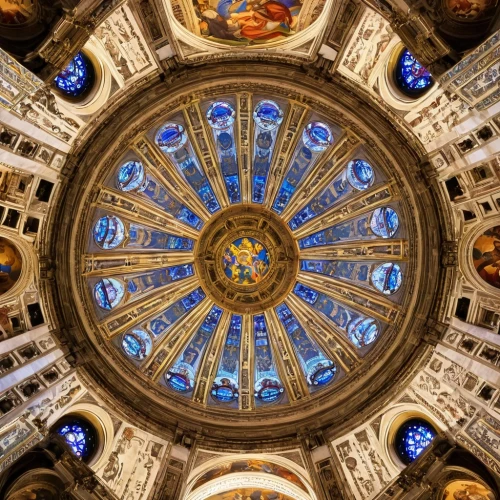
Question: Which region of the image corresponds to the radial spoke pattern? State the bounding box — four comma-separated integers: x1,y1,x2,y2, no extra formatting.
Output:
82,94,408,410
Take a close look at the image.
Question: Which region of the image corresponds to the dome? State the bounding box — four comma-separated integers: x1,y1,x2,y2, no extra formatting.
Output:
57,67,433,440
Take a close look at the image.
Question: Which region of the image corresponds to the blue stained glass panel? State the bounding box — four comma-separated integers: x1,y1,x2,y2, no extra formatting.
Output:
370,207,399,238
289,172,350,230
396,419,436,464
54,52,93,97
254,314,284,403
300,260,370,286
302,122,334,152
206,102,240,204
126,223,194,251
115,160,203,230
293,283,379,348
371,263,402,294
122,328,152,360
93,216,125,249
126,264,194,299
212,315,241,403
273,122,333,214
156,124,221,213
298,207,399,249
94,278,125,310
147,287,206,338
206,101,236,129
346,160,375,190
275,303,335,389
396,49,433,97
57,420,96,459
166,306,223,394
252,101,283,204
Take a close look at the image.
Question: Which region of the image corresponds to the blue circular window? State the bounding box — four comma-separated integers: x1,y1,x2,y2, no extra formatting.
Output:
54,52,95,98
395,419,436,464
55,417,97,461
93,215,125,250
395,48,433,98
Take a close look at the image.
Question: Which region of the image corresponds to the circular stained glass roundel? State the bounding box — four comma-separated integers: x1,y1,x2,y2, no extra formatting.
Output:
395,419,436,464
395,48,433,97
94,278,125,310
222,237,270,285
93,216,125,250
371,263,402,295
347,318,379,347
347,160,374,190
302,122,333,152
54,52,95,98
371,207,399,238
311,364,336,386
253,100,284,131
56,418,97,461
206,101,236,130
122,328,152,360
257,383,284,403
117,161,145,192
156,123,188,153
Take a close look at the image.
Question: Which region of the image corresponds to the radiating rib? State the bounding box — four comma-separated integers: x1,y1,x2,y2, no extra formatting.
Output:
293,183,397,239
98,276,201,339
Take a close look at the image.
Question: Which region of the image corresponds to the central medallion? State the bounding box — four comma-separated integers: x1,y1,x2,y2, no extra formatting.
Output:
222,237,270,285
195,206,299,314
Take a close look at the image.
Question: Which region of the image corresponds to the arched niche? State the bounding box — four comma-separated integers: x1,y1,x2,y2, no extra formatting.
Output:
0,235,37,305
378,402,448,471
54,403,115,470
162,0,334,58
4,468,65,500
459,218,500,296
185,454,316,500
378,42,441,113
54,42,113,117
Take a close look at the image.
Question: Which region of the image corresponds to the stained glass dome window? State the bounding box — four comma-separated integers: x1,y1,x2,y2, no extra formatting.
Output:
395,48,433,97
122,328,153,360
75,92,419,425
56,418,97,461
117,161,145,191
347,318,379,347
253,100,284,130
395,419,436,464
371,207,400,238
93,216,125,250
347,160,375,190
206,101,236,129
94,278,125,310
371,263,403,294
54,52,95,98
302,122,333,152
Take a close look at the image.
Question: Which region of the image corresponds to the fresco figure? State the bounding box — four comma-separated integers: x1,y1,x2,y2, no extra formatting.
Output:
222,237,270,285
197,0,303,45
472,226,500,289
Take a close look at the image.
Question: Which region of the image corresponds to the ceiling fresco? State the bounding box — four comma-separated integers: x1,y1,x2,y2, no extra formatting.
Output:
0,237,22,296
442,480,495,500
472,225,500,289
175,0,326,46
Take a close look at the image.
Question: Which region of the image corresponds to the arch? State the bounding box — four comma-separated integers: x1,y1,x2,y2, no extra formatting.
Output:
0,235,37,305
185,453,316,500
54,42,113,116
460,218,500,296
378,402,448,471
378,42,441,112
56,403,115,470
